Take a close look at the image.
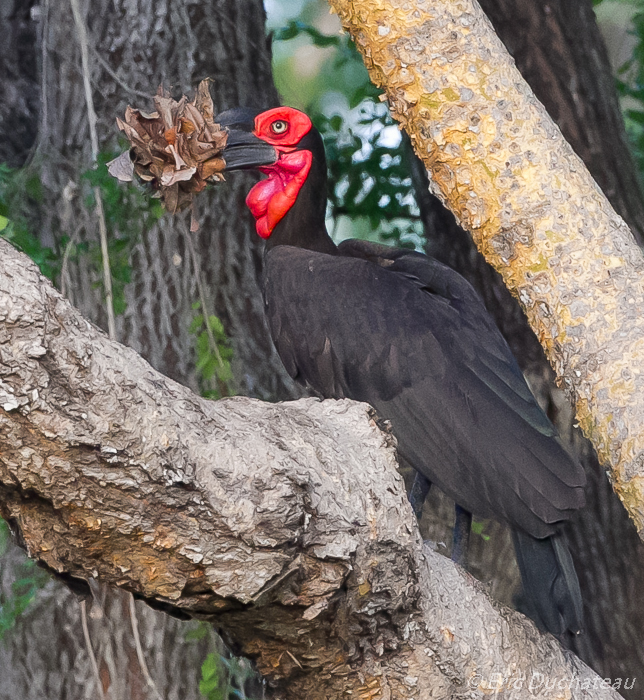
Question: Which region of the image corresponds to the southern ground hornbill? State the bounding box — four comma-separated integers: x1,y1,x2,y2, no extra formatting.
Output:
215,105,586,637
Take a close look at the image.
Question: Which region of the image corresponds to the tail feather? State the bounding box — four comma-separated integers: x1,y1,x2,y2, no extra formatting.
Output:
512,529,583,636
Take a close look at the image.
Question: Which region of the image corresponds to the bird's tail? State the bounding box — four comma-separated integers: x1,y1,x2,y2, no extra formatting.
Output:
511,529,583,636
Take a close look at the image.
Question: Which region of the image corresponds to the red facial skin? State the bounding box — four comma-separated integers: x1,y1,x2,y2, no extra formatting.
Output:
245,107,314,239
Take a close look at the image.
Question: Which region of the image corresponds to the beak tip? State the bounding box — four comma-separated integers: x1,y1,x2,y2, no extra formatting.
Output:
221,129,278,171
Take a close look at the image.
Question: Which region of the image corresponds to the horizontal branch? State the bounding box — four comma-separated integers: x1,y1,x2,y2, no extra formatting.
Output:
328,0,644,537
0,238,618,698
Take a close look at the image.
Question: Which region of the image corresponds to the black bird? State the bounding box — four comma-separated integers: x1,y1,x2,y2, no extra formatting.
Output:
216,105,586,636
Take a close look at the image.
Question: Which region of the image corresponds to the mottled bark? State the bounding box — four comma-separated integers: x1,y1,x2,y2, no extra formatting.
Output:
480,0,644,246
328,0,644,538
0,239,622,699
405,0,644,691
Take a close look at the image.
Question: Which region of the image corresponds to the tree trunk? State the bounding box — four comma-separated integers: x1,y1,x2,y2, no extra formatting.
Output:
0,238,623,699
406,0,644,691
37,0,296,400
0,553,211,700
480,0,644,247
0,0,40,167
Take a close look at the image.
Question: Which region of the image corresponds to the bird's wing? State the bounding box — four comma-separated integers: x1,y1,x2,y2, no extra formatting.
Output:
264,243,585,537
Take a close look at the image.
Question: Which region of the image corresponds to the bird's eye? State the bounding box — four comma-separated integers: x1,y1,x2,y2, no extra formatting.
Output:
271,120,288,135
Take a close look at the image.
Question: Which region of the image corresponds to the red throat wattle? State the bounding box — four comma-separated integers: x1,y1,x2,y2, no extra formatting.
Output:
246,150,312,239
244,106,314,239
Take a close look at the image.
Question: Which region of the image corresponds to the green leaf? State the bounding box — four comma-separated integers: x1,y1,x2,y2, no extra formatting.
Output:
215,363,233,384
471,519,491,541
189,315,205,334
207,315,225,336
202,653,219,680
199,653,226,700
273,19,304,42
185,622,209,641
273,20,340,48
0,519,9,557
625,108,644,125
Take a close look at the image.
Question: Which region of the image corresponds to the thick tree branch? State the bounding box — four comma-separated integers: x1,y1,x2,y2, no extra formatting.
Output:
327,0,644,538
0,240,620,698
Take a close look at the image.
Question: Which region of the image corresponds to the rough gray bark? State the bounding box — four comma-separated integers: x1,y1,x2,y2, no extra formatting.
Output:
0,237,623,700
409,0,644,692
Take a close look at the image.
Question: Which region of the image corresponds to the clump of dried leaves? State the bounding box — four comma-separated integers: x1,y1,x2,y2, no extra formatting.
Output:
108,80,227,215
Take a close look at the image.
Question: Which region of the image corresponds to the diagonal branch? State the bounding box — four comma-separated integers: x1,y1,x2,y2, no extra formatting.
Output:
327,0,644,538
0,239,620,698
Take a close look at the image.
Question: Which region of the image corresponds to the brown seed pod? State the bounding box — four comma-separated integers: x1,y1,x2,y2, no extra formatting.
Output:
108,80,228,214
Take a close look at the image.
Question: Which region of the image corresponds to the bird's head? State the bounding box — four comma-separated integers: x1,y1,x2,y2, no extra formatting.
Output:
216,106,327,242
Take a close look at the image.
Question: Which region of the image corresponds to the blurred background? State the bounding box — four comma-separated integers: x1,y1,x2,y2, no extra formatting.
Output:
1,0,644,697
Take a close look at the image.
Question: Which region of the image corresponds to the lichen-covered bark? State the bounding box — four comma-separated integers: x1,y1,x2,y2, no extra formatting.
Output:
328,0,644,537
411,0,644,690
477,0,644,247
0,240,621,698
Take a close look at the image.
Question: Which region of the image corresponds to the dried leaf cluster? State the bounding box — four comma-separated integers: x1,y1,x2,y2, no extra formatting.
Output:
108,80,227,214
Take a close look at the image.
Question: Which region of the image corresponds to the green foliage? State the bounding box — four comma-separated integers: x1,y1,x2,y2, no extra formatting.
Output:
0,164,58,280
0,519,8,556
316,106,422,248
0,519,49,640
470,519,491,542
192,623,261,700
0,153,163,317
274,19,340,48
199,652,260,700
189,303,234,399
200,653,226,700
273,19,379,109
616,9,644,175
185,620,210,641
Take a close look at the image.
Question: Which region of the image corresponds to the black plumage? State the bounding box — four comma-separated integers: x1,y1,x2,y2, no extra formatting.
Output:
217,106,586,636
264,242,585,537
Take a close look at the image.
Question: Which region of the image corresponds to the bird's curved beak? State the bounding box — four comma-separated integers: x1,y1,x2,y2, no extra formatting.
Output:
221,129,278,171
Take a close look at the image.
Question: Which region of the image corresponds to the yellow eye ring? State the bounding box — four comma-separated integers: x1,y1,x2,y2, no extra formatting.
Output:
271,120,289,134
